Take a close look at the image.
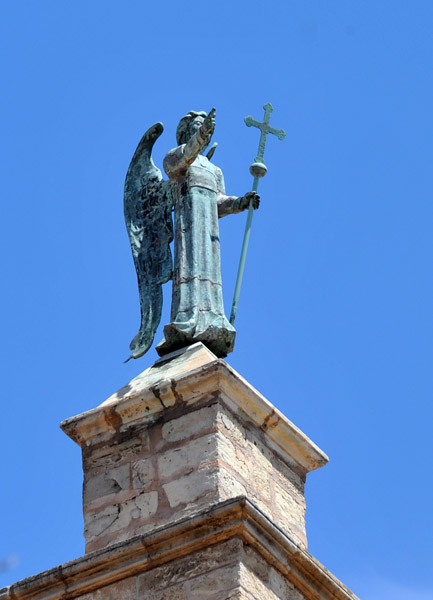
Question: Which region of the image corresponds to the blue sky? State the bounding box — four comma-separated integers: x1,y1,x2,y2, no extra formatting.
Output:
1,2,432,598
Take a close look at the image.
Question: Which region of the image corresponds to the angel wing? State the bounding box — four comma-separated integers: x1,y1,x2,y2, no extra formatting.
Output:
124,122,173,360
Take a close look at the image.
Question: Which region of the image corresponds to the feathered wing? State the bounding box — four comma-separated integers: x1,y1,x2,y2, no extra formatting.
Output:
124,122,173,359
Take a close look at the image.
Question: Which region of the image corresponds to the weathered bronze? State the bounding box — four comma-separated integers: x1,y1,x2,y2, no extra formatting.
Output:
229,103,286,325
124,108,259,360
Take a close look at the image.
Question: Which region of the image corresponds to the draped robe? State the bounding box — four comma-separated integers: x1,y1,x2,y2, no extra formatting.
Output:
156,147,242,358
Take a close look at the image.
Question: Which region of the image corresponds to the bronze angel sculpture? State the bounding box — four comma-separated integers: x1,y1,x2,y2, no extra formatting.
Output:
124,108,259,361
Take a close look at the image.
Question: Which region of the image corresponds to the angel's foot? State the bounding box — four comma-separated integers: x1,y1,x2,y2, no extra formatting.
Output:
156,331,190,357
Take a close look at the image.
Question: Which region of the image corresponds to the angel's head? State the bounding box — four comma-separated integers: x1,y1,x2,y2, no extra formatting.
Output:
176,110,208,145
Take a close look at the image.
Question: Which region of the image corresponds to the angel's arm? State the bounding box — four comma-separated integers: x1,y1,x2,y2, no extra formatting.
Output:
164,112,215,178
216,169,242,218
216,169,260,218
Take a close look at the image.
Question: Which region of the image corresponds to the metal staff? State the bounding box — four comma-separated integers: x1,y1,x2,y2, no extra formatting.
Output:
229,102,286,325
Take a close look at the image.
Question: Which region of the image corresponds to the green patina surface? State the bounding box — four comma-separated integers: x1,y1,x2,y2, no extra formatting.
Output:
229,103,286,325
124,109,259,360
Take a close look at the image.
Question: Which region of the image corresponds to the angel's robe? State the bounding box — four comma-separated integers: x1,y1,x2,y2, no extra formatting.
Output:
156,148,243,358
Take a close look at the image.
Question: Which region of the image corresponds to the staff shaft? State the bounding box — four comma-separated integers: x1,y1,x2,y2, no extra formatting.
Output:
229,176,259,325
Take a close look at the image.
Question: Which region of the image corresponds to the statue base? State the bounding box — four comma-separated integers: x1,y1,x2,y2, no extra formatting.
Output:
61,343,327,553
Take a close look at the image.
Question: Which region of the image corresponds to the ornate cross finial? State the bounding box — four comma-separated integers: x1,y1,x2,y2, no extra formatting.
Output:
245,102,286,166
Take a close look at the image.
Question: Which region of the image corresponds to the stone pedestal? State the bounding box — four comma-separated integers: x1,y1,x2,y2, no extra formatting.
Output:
0,343,359,600
61,343,327,554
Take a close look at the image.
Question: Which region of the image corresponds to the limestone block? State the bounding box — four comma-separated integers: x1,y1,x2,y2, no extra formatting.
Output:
269,567,305,600
188,564,240,599
77,576,135,600
83,463,130,504
132,458,155,489
242,544,270,584
82,426,150,472
136,538,243,595
158,433,217,479
84,490,158,540
216,433,250,481
217,467,248,500
239,564,281,600
240,567,279,600
83,503,119,538
161,404,218,443
146,585,188,600
239,545,305,600
215,403,308,548
163,467,219,508
222,593,256,600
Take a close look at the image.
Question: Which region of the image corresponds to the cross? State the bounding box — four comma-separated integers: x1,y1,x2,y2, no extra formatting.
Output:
245,102,286,165
229,103,286,325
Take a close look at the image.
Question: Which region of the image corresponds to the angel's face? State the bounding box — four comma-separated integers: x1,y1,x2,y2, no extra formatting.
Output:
188,116,205,138
188,116,212,149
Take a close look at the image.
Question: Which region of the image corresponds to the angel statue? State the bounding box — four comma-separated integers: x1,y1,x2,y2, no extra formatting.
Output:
124,108,260,361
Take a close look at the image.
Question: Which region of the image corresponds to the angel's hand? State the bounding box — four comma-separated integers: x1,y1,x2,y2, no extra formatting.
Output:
239,191,260,211
201,108,216,138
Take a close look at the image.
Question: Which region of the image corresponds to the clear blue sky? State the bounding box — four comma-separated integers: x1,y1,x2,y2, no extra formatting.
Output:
1,2,432,598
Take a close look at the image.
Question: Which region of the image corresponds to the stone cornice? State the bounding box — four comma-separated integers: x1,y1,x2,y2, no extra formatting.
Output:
61,348,328,473
0,497,358,600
